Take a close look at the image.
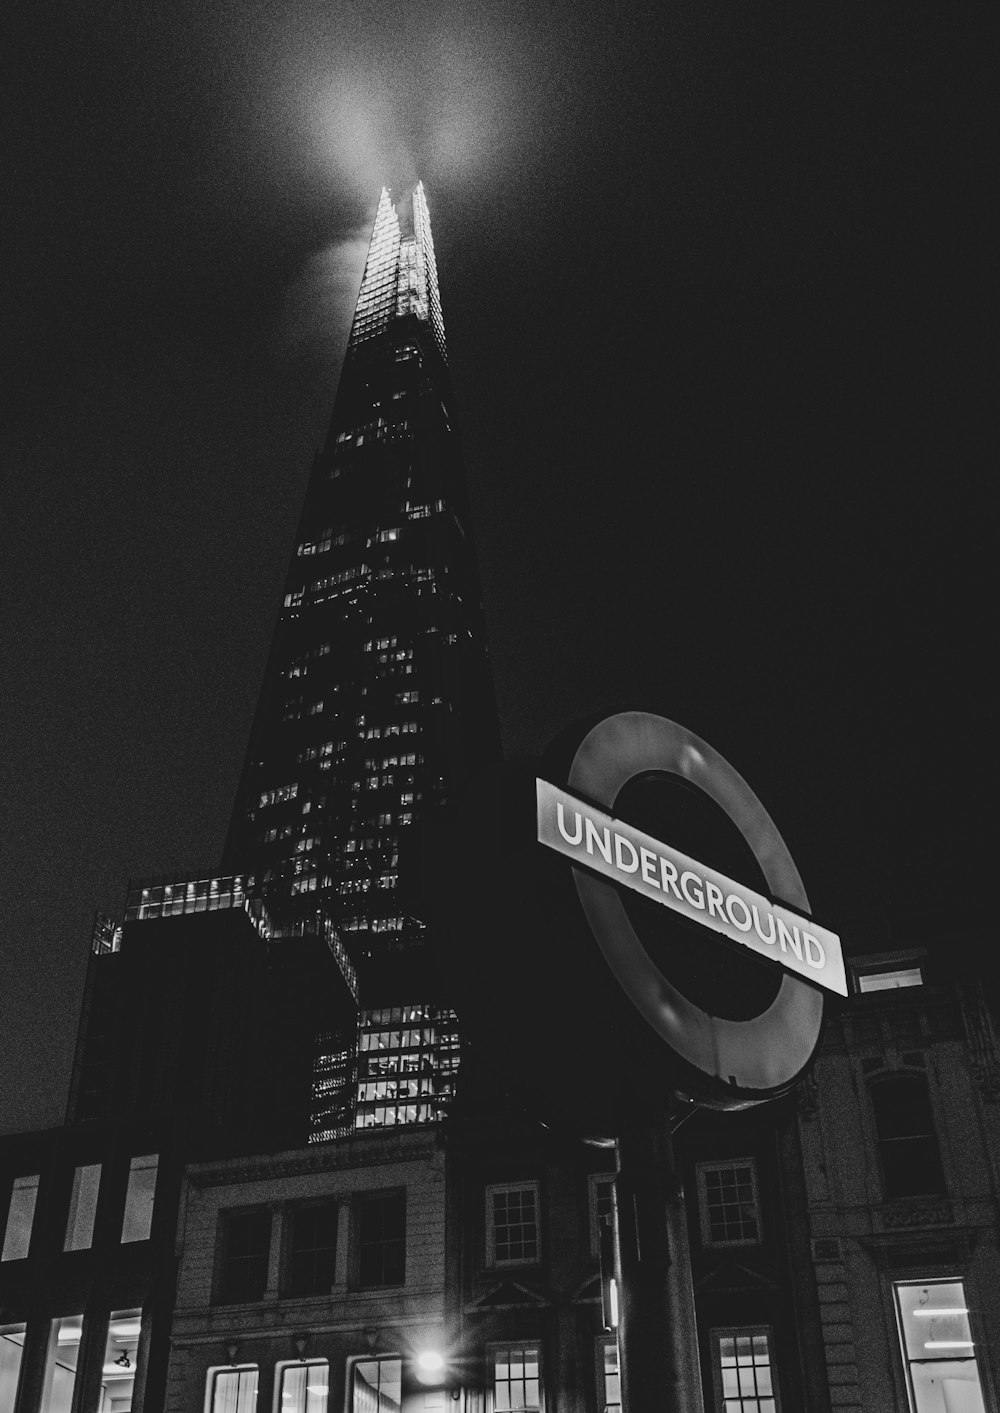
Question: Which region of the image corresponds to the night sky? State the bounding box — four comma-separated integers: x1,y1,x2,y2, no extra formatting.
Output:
2,0,991,1131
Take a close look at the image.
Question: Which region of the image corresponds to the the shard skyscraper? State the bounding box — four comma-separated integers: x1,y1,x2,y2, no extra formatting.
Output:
222,184,498,1138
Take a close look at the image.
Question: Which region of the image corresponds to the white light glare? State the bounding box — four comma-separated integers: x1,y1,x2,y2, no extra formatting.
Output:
609,1279,619,1329
417,1351,445,1373
924,1341,975,1349
913,1309,969,1317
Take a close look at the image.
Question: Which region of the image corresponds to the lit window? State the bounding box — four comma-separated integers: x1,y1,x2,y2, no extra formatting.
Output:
598,1338,620,1413
41,1315,84,1413
1,1323,26,1406
711,1328,779,1413
894,1280,985,1413
288,1202,338,1296
65,1163,101,1251
352,1357,401,1413
487,1183,539,1266
857,966,923,992
491,1344,541,1412
870,1076,945,1199
589,1175,615,1258
696,1160,761,1247
102,1309,142,1410
358,1192,406,1286
279,1360,330,1413
2,1174,39,1261
208,1366,259,1413
121,1155,157,1242
218,1210,271,1303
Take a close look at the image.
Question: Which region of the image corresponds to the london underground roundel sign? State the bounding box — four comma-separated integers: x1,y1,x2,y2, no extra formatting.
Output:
425,710,841,1127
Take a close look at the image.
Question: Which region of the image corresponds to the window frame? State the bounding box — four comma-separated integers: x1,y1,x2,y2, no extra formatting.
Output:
205,1364,259,1413
709,1326,780,1413
893,1277,987,1413
64,1162,102,1252
276,1358,331,1413
487,1341,543,1413
869,1073,946,1201
286,1199,339,1297
349,1353,403,1413
356,1189,406,1289
695,1159,762,1249
216,1207,273,1305
121,1153,158,1244
595,1335,621,1413
588,1174,615,1260
1,1174,40,1262
485,1181,541,1269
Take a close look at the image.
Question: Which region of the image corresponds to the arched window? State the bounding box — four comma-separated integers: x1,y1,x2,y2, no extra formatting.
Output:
870,1074,945,1199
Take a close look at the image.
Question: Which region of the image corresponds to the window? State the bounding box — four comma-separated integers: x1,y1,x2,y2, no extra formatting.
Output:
696,1161,761,1247
219,1210,271,1303
121,1154,157,1242
288,1202,338,1295
208,1366,259,1413
870,1076,946,1199
102,1309,142,1411
352,1357,401,1413
1,1323,26,1410
598,1338,620,1413
65,1163,101,1251
358,1192,405,1286
491,1344,541,1412
279,1360,330,1413
487,1183,539,1267
2,1174,39,1261
894,1279,986,1413
40,1315,83,1413
589,1175,615,1258
711,1328,779,1413
857,966,923,992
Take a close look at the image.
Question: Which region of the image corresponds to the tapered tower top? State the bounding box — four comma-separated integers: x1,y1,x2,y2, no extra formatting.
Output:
346,183,447,366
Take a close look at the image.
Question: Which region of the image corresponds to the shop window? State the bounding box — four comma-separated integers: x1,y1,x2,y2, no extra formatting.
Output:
710,1328,779,1413
1,1174,39,1261
64,1163,101,1251
358,1192,405,1286
589,1175,615,1258
121,1154,158,1242
102,1309,141,1410
598,1338,620,1413
40,1315,84,1413
352,1357,402,1413
696,1160,761,1247
870,1076,945,1199
0,1323,26,1410
490,1344,541,1412
279,1360,330,1413
208,1366,259,1413
486,1183,540,1267
895,1280,986,1413
288,1201,338,1295
218,1210,271,1303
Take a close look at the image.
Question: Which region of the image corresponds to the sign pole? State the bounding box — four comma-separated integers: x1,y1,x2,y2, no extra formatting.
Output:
615,1111,704,1413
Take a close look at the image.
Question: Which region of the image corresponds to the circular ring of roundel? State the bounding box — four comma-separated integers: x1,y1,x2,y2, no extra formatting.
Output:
567,711,823,1104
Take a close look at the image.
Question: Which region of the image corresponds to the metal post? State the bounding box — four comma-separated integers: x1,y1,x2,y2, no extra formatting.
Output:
614,1116,704,1413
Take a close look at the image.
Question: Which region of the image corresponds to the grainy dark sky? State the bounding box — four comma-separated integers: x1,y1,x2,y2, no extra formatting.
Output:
1,0,991,1131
